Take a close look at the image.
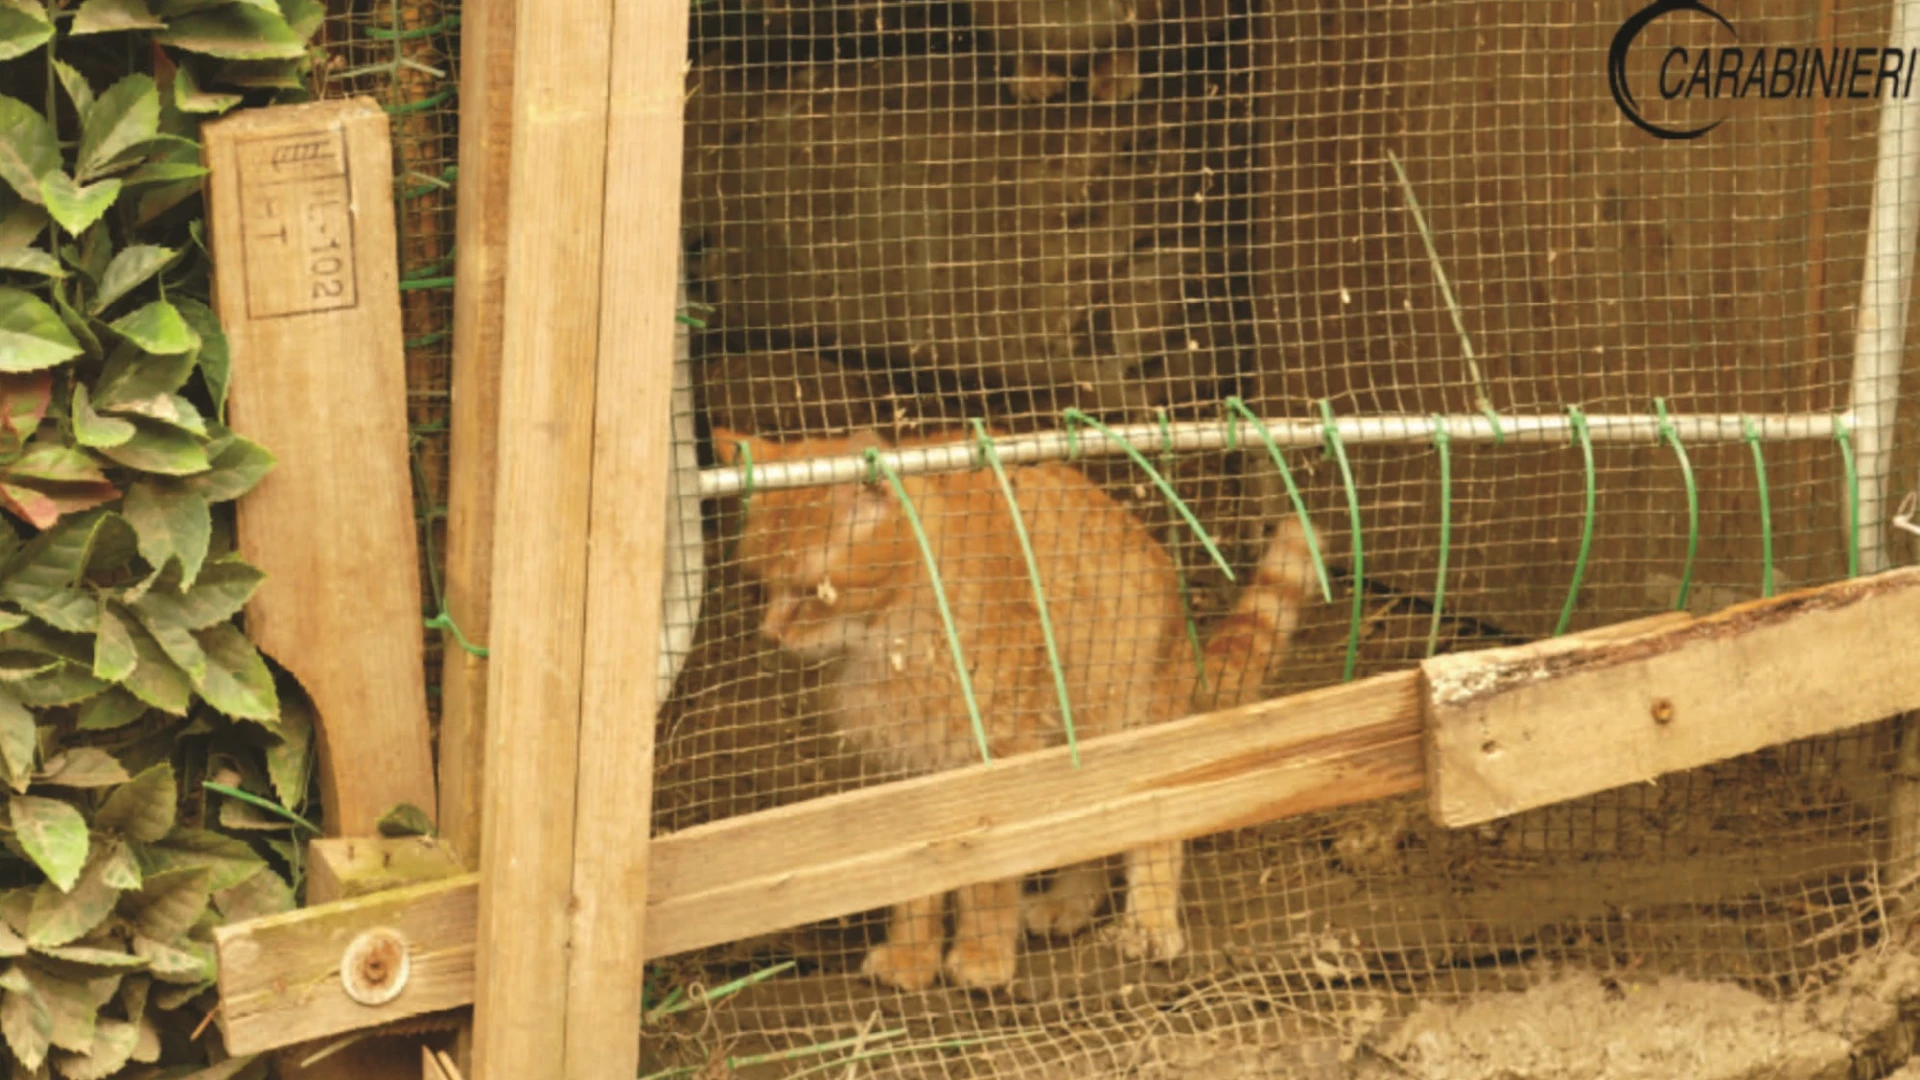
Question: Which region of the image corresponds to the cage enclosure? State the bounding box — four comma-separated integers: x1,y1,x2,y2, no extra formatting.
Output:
625,0,1920,1076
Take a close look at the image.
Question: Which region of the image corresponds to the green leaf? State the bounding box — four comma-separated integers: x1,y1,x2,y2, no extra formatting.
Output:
0,288,80,372
1,511,103,630
95,420,208,476
0,921,24,959
130,934,210,984
89,245,176,316
0,96,56,207
75,688,143,732
136,828,260,893
266,689,310,811
155,4,305,59
12,663,105,706
11,589,95,634
183,433,269,503
100,392,206,437
121,481,209,590
25,966,100,1054
0,200,45,249
51,62,94,126
35,749,128,789
91,606,134,683
95,840,139,890
36,173,120,237
10,798,86,892
107,301,192,355
171,62,241,116
26,853,122,948
70,386,133,451
7,447,106,487
0,246,60,277
0,687,31,792
1,977,50,1071
96,765,173,845
191,624,274,721
131,558,260,633
118,867,208,942
69,0,162,34
75,75,159,183
280,0,323,39
175,299,226,418
35,946,141,970
93,339,194,407
117,620,187,715
211,868,291,922
376,803,435,839
0,652,56,681
0,1,50,63
119,160,206,188
47,290,100,364
132,605,203,682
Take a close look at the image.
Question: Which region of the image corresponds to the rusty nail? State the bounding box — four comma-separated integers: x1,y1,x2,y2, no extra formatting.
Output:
1651,698,1675,725
341,928,411,1006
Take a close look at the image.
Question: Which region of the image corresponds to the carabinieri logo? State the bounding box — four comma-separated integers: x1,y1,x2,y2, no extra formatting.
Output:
1609,0,1918,140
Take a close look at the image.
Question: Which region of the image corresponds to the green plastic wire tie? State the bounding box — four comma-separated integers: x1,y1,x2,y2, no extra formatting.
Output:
1317,400,1363,683
1223,405,1241,452
1480,404,1506,445
1222,398,1334,603
1834,413,1862,579
1427,417,1452,659
1555,406,1598,637
865,448,993,766
425,610,489,658
1655,399,1700,612
970,420,1079,767
1152,410,1210,690
1061,408,1235,582
1743,416,1775,598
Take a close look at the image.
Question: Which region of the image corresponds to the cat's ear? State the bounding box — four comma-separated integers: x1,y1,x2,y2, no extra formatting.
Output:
838,477,897,539
712,427,772,466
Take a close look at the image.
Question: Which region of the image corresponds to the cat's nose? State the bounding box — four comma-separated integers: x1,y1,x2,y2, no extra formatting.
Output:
760,596,796,641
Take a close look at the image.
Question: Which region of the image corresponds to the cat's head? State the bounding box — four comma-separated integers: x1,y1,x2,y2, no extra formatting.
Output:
713,428,912,660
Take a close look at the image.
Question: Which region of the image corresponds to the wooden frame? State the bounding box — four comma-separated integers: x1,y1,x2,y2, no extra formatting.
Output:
213,566,1920,1057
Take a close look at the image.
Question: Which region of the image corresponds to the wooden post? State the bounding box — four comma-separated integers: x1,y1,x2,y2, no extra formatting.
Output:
437,0,514,871
202,101,438,838
469,1,688,1078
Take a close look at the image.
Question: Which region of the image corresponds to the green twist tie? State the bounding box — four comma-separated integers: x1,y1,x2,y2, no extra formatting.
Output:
865,448,992,765
1318,400,1363,682
1742,417,1775,598
1654,399,1699,612
1427,417,1452,658
1480,404,1506,445
1223,398,1334,602
1834,413,1862,579
426,610,489,659
1061,408,1234,582
1555,406,1597,637
970,420,1079,767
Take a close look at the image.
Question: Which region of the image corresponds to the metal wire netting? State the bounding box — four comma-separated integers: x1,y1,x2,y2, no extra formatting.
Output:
648,0,1920,1077
312,0,462,723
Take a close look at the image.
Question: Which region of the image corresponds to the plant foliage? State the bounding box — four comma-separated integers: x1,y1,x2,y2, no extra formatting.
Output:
0,2,325,1076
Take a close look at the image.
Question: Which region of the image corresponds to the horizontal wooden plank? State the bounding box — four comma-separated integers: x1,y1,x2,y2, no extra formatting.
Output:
216,873,480,1055
1423,566,1920,827
213,669,1423,1053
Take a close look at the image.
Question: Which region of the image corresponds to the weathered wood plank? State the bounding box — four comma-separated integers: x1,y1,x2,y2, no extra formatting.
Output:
1424,567,1920,827
202,101,437,838
307,837,467,906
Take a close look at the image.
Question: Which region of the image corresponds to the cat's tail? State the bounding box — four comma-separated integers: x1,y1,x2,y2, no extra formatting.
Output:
1193,517,1317,712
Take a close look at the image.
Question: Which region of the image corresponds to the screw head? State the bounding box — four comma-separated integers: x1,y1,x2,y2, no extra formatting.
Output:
341,927,411,1006
1651,698,1675,725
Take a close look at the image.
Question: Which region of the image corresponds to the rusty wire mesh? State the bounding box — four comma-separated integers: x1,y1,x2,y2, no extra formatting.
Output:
332,0,1920,1075
650,0,1920,1077
312,0,462,721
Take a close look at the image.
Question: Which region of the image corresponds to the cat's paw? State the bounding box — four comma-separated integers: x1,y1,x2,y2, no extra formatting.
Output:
942,936,1018,990
1114,911,1186,964
860,940,943,992
1023,889,1101,938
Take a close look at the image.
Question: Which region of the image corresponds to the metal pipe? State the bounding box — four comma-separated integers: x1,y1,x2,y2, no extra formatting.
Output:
698,412,1856,497
1848,0,1920,573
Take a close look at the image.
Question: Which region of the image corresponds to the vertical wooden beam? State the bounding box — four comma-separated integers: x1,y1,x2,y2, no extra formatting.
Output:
203,101,438,838
438,0,514,869
469,0,687,1076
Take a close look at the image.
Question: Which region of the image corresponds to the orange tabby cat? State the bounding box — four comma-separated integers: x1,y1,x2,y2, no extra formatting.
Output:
714,426,1314,991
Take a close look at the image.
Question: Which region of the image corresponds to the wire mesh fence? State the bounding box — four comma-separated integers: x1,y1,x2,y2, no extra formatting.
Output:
325,0,1920,1075
650,0,1920,1076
